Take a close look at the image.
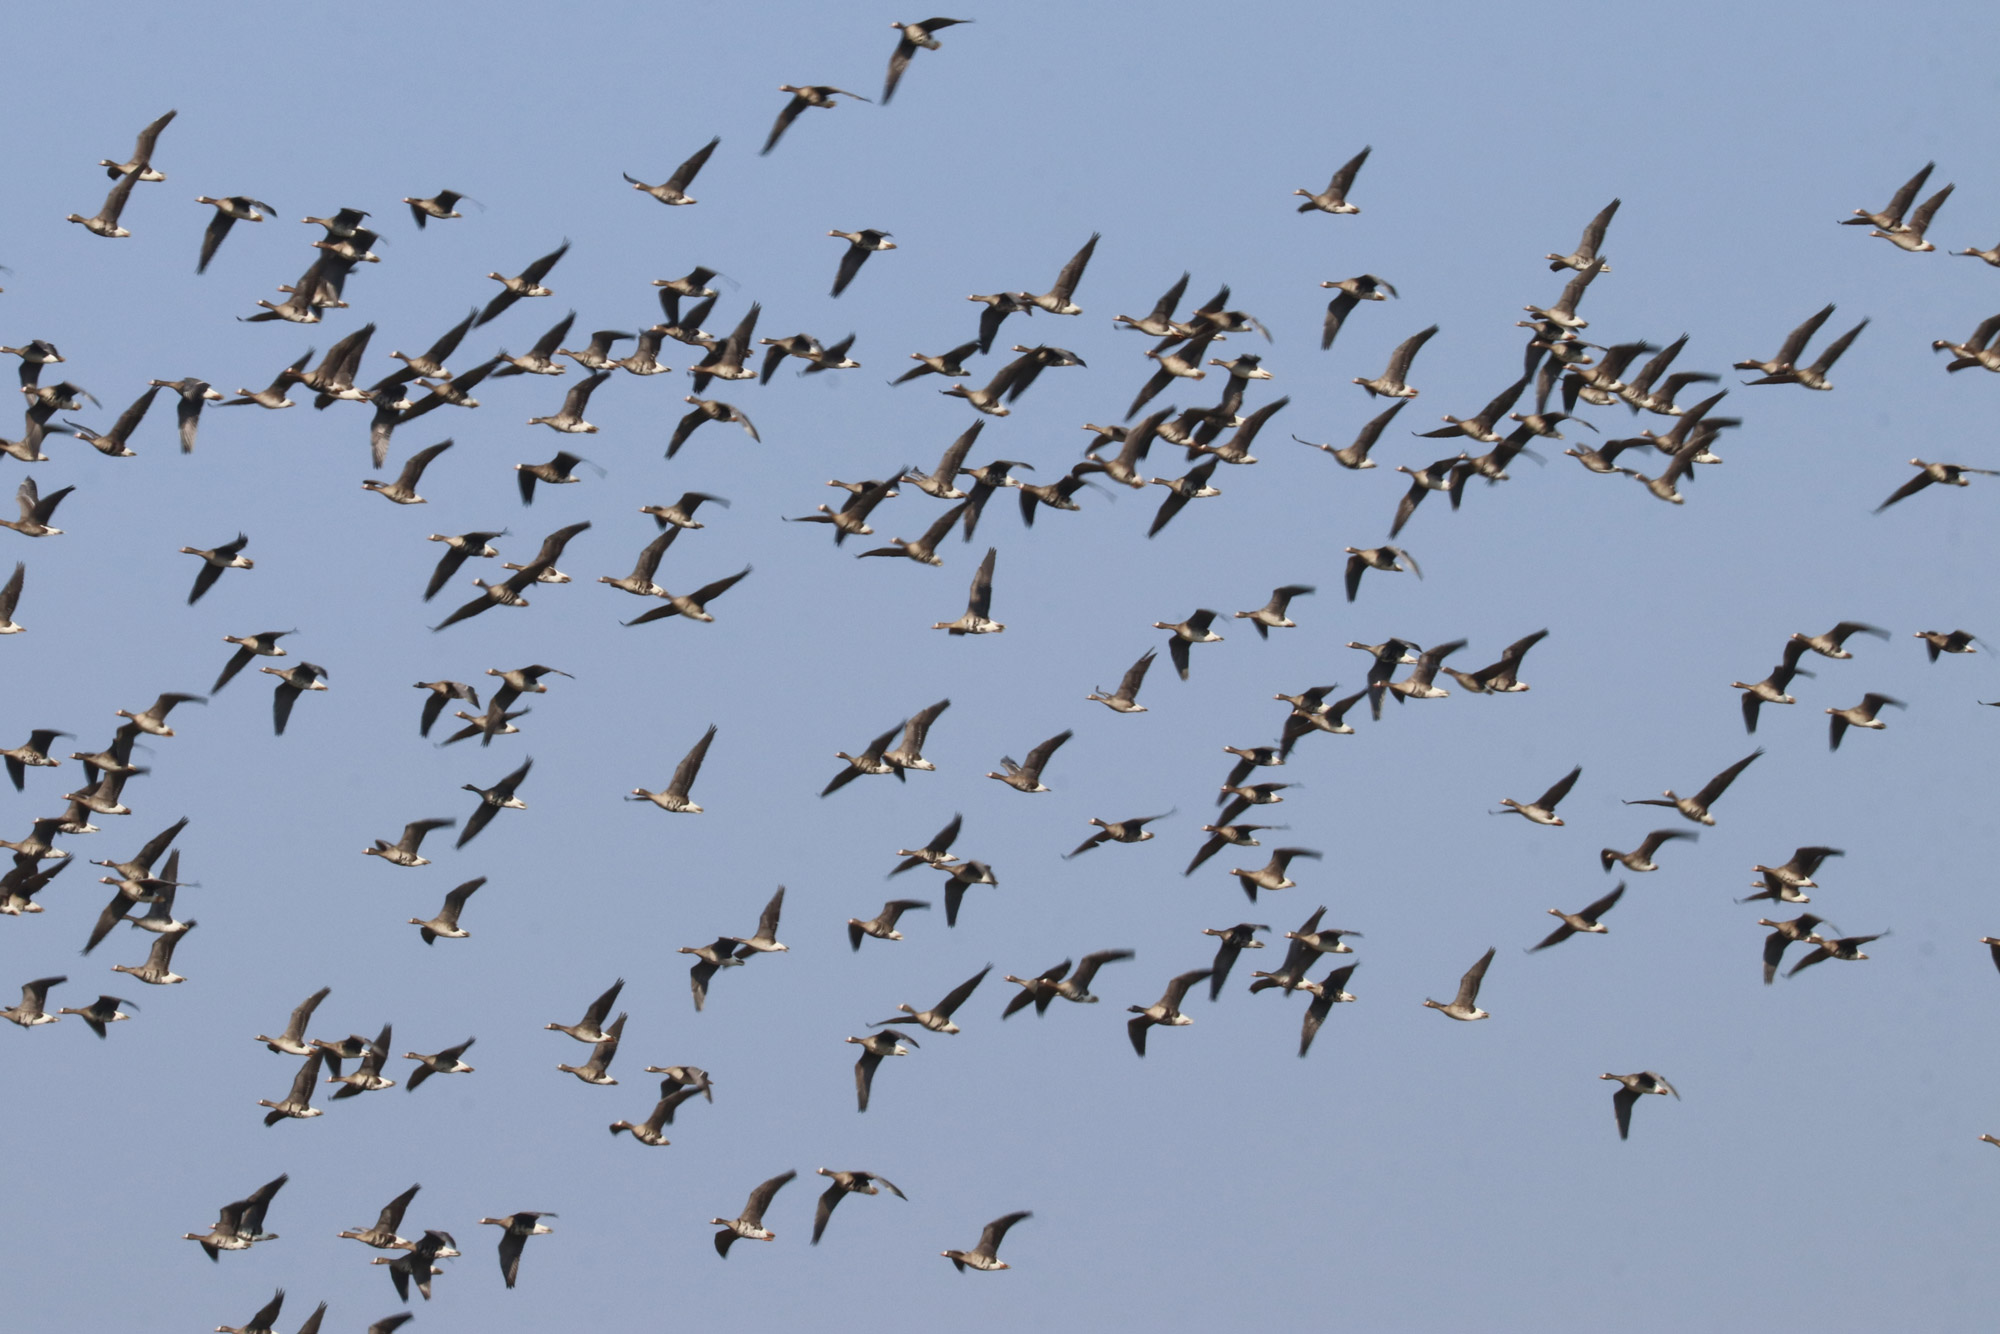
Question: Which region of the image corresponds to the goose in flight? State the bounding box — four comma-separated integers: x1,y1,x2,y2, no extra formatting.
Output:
556,1013,625,1084
477,240,570,326
1529,883,1625,951
1732,638,1813,733
711,1170,797,1255
404,188,475,226
625,136,720,205
762,86,870,155
1622,748,1761,825
363,818,454,867
620,566,751,626
884,17,971,102
942,1211,1031,1272
1788,932,1886,977
846,1030,913,1112
526,373,608,434
1827,693,1904,750
66,170,141,237
829,228,895,297
1126,969,1211,1055
183,1172,286,1261
180,533,253,603
1868,179,1953,252
478,1211,555,1289
258,1048,325,1125
933,546,1003,634
1496,765,1582,825
338,1183,421,1250
1842,161,1934,230
1875,460,1998,511
262,662,328,736
1601,1071,1678,1140
1343,544,1419,602
1,974,64,1027
890,813,962,877
1759,914,1828,984
4,477,74,538
1066,811,1173,859
458,758,530,847
1295,145,1370,214
1354,324,1438,398
55,992,135,1038
1422,947,1495,1020
874,964,990,1034
848,898,930,950
630,724,715,812
813,1169,907,1244
1088,647,1156,713
0,562,22,634
986,729,1070,793
1600,828,1696,873
1791,620,1889,660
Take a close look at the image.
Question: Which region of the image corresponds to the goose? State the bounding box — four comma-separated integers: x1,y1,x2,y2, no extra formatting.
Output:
261,662,328,736
1116,271,1192,337
1353,324,1438,399
1827,693,1904,750
1343,544,1419,602
362,816,454,867
309,1033,370,1080
1040,949,1136,1007
3,476,73,538
1622,748,1761,825
724,886,789,956
1245,931,1318,999
416,532,506,604
205,628,295,693
546,978,624,1043
1876,459,1999,511
1842,161,1933,230
1,726,66,787
1542,197,1619,272
884,16,970,100
0,562,23,635
846,1031,913,1112
1957,240,2000,266
403,187,474,225
654,265,720,317
1731,638,1814,733
828,229,895,297
1601,1071,1678,1140
1448,628,1549,694
258,1049,326,1124
874,965,991,1035
966,291,1036,355
1016,464,1097,526
1201,923,1269,997
525,373,608,434
327,1023,397,1097
1383,638,1464,705
1600,828,1695,873
1,974,64,1027
439,700,529,749
431,520,590,630
856,501,966,566
184,1174,286,1261
493,311,578,378
1734,304,1836,377
1617,337,1716,416
998,962,1069,1017
1230,847,1321,902
1277,686,1367,756
1015,233,1098,318
216,1289,290,1334
786,476,897,543
598,529,680,599
412,681,480,737
1521,259,1604,331
620,565,752,627
848,898,930,950
221,352,311,410
1417,375,1533,447
681,938,745,1012
64,384,159,457
98,108,175,180
53,992,133,1038
1066,812,1172,859
763,85,870,155
940,355,1030,416
625,136,720,205
930,859,997,928
1297,962,1360,1056
933,545,1004,634
1185,822,1279,876
111,921,195,985
882,697,950,776
1295,145,1370,214
1630,438,1704,503
338,1184,421,1251
609,1084,694,1146
179,534,253,603
1916,628,1981,659
255,986,330,1056
895,426,985,504
455,758,529,848
0,856,69,915
1144,460,1221,538
1126,969,1212,1055
1753,847,1844,895
986,729,1070,793
890,813,962,877
1126,330,1216,420
942,1211,1032,1275
1079,410,1165,490
67,171,140,237
1154,609,1223,680
1,813,69,862
487,663,574,710
712,1170,797,1257
1087,647,1157,713
1234,585,1313,637
1745,318,1867,391
1496,764,1582,826
688,302,763,390
1423,947,1495,1020
1529,883,1625,952
407,875,482,943
547,330,631,375
1758,914,1828,983
812,1170,907,1247
376,1229,456,1302
478,1211,554,1288
1787,931,1885,977
629,724,715,812
477,240,570,326
1792,620,1889,660
1870,181,1953,251
893,338,983,386
1931,314,2000,372
642,491,729,530
614,326,675,376
1292,400,1405,472
556,1013,625,1084
1318,273,1398,350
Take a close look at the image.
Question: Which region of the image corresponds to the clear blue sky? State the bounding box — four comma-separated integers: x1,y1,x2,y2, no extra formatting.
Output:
5,2,2000,1330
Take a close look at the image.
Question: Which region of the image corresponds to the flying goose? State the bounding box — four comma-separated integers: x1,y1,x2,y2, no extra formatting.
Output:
1602,1071,1678,1140
874,964,991,1034
1931,314,2000,372
847,1030,913,1112
1600,828,1696,873
1386,453,1468,537
254,985,329,1057
1875,460,1999,511
1744,318,1867,391
1496,765,1582,825
933,545,1003,634
929,859,997,928
762,85,871,155
828,229,895,297
1916,628,1981,659
986,729,1070,793
1144,459,1222,537
890,813,962,877
712,1170,797,1255
1296,962,1359,1056
1295,146,1370,214
1230,847,1322,902
328,1022,397,1097
1353,324,1438,399
1842,161,1933,231
1529,883,1625,952
363,818,453,867
1201,923,1268,998
556,1012,625,1084
55,992,135,1038
1734,304,1835,378
1751,847,1844,898
688,302,762,390
884,16,970,100
262,662,328,735
1115,271,1192,337
1629,438,1705,503
0,856,68,915
1827,693,1904,749
376,1229,457,1302
67,170,141,237
848,898,930,950
608,1084,693,1145
1732,637,1814,733
3,476,74,538
625,135,720,205
1126,968,1212,1055
179,534,253,603
1234,584,1314,638
1622,748,1761,825
398,186,477,226
1788,931,1885,977
630,723,716,812
882,697,950,776
1150,609,1223,679
1018,949,1136,1012
258,1049,325,1124
525,371,608,433
213,1284,290,1334
1792,621,1889,660
439,700,528,747
669,397,758,458
1759,914,1828,983
184,1173,286,1260
1317,273,1398,350
1,726,66,788
493,311,579,379
856,500,967,566
430,520,591,630
1423,946,1495,1020
642,491,729,531
97,108,175,181
620,565,751,627
410,877,483,943
477,240,570,326
0,562,24,634
1186,822,1279,876
1521,259,1604,331
456,758,530,848
613,326,675,375
147,376,224,452
478,1211,554,1288
1343,544,1419,602
812,1169,907,1247
943,1210,1031,1272
211,629,295,693
338,1183,421,1250
546,978,624,1043
1088,647,1157,713
64,384,157,456
413,681,479,737
723,886,790,957
1869,180,1953,251
1067,812,1173,858
1,974,63,1027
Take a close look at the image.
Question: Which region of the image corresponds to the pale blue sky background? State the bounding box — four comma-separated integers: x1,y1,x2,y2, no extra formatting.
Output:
5,2,2000,1330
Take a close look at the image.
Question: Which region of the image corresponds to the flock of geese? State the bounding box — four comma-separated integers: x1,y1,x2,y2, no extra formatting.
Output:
3,14,1995,1330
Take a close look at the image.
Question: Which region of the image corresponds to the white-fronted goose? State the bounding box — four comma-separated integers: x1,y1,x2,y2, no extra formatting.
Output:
763,85,870,155
882,697,949,775
1021,233,1098,317
254,985,328,1056
930,859,996,928
477,1211,554,1288
620,565,751,626
413,680,479,736
848,898,930,950
626,136,720,205
477,240,569,326
258,1049,326,1125
629,724,715,812
890,813,962,876
184,1173,285,1261
1,974,63,1027
829,229,895,297
1876,460,1998,511
1600,828,1695,873
1754,847,1843,893
1734,304,1835,377
0,561,22,634
1496,764,1581,826
1732,638,1813,733
1088,647,1156,713
642,491,729,530
884,16,970,100
1522,259,1604,331
147,376,224,452
1116,271,1191,337
328,1022,397,1097
1792,621,1889,660
1623,748,1761,826
614,326,674,375
55,992,134,1038
1929,313,2000,372
1843,162,1933,230
1759,914,1828,983
363,818,453,866
856,501,967,565
1602,1071,1678,1139
1319,274,1397,350
1529,883,1625,952
1343,544,1419,602
812,1169,907,1246
410,876,483,943
1295,146,1370,214
1,727,66,788
1185,822,1278,876
847,1031,913,1112
934,545,1003,634
98,109,175,180
609,1084,690,1146
67,170,140,237
724,886,789,956
338,1183,421,1250
1297,961,1359,1056
1916,629,1981,659
1387,453,1468,538
1788,932,1885,977
1423,947,1495,1021
3,476,73,538
943,1210,1030,1272
404,188,475,226
1230,847,1321,902
1828,693,1904,749
1067,812,1171,858
65,384,157,456
494,311,578,379
1870,180,1953,251
986,729,1070,793
681,939,745,1012
556,1012,624,1084
376,1229,456,1302
216,1289,291,1334
712,1170,797,1255
1235,585,1313,637
1745,318,1867,390
439,700,528,748
525,370,608,433
557,329,633,372
179,534,252,603
546,978,624,1042
1153,609,1223,679
894,338,982,385
599,529,681,598
1201,922,1268,998
110,919,194,984
1145,459,1221,537
404,1039,475,1089
1126,969,1211,1055
1354,325,1438,399
688,302,762,390
262,661,328,736
212,629,294,693
875,964,990,1035
221,352,310,409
